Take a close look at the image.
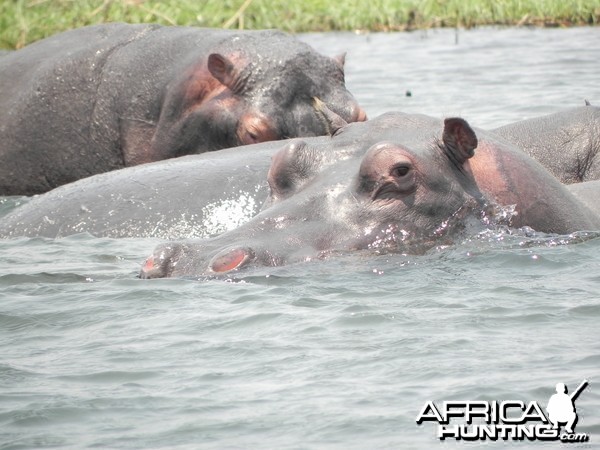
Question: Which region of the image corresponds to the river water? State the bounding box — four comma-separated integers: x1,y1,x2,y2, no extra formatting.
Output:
1,27,599,449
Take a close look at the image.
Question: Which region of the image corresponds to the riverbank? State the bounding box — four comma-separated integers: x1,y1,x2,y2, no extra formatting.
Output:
1,0,599,49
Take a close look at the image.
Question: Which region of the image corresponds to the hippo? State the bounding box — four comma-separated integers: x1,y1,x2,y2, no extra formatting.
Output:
0,23,365,195
0,139,286,239
139,112,600,278
2,108,600,240
493,104,600,184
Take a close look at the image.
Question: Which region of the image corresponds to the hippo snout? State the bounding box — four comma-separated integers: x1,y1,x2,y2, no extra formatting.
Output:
353,105,368,123
139,240,261,279
139,243,185,279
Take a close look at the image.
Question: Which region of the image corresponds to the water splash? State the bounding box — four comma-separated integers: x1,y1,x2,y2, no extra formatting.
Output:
128,187,263,239
200,189,260,236
356,197,599,258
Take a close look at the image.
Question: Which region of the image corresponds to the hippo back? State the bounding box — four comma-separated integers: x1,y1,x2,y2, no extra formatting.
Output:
0,140,292,239
493,106,600,184
0,24,363,195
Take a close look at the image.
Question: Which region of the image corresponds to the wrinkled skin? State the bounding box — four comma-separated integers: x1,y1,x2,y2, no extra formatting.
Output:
140,112,600,279
0,23,365,195
494,105,600,184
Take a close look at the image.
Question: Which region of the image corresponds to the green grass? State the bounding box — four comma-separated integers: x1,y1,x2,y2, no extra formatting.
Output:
1,0,599,49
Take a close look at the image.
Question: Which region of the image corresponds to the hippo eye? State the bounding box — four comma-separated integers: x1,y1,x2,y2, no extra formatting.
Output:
371,162,416,199
238,114,278,145
245,130,259,143
391,164,411,178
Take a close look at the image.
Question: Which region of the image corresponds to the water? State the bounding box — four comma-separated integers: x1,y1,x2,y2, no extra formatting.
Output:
2,27,600,449
305,26,599,128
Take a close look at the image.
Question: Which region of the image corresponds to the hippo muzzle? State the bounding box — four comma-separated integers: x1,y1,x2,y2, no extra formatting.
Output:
140,240,283,279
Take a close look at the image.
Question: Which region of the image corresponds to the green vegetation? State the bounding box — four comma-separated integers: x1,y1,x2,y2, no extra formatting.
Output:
1,0,599,49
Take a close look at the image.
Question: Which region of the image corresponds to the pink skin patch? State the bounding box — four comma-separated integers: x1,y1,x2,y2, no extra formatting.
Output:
356,107,368,122
210,248,250,273
142,256,155,272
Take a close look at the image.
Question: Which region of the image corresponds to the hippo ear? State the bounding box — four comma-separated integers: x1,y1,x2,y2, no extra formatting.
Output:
333,53,346,71
208,53,243,92
442,118,478,165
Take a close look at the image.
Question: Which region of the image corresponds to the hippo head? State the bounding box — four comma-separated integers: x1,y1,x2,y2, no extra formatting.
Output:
141,113,493,279
207,49,366,145
203,46,367,146
152,31,366,158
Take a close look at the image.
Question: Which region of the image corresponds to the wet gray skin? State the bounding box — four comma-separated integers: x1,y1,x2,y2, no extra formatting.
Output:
140,112,600,278
0,23,365,195
493,104,600,184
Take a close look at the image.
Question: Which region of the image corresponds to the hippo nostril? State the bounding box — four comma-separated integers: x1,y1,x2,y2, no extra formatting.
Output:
209,247,253,273
139,244,182,279
140,254,163,279
143,255,155,272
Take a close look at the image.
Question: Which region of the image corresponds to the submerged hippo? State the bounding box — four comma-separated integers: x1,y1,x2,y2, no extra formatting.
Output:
0,23,365,195
139,112,600,278
493,104,600,184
